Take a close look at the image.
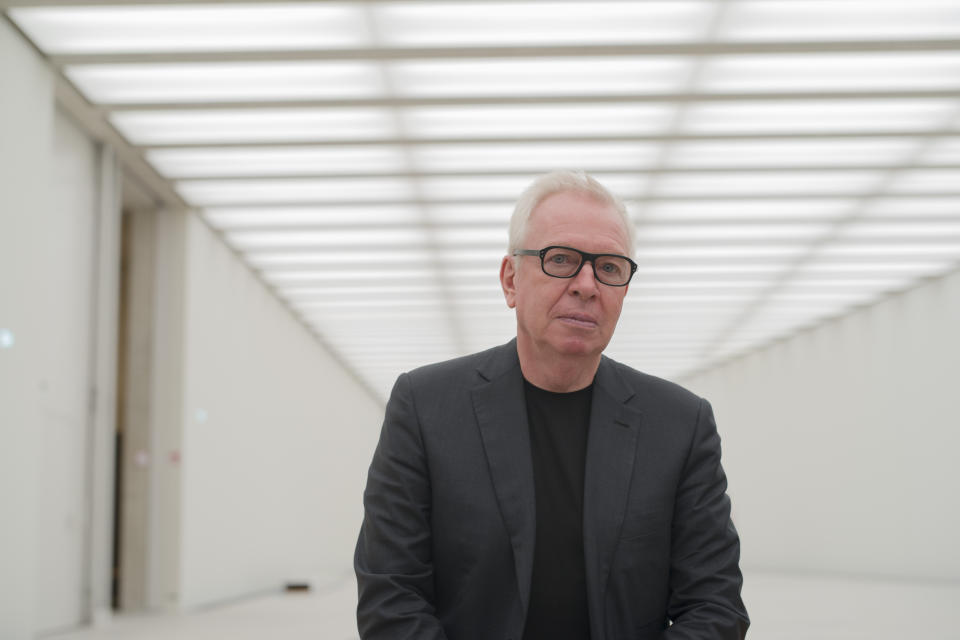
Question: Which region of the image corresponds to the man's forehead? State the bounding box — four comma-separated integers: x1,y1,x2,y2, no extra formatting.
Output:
528,190,628,244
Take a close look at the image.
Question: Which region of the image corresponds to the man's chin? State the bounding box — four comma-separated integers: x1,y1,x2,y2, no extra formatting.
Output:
551,338,605,359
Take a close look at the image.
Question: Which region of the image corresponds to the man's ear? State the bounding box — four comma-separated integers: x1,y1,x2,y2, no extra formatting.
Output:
500,256,517,309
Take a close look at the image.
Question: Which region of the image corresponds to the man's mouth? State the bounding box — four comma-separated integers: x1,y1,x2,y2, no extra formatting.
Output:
558,313,598,328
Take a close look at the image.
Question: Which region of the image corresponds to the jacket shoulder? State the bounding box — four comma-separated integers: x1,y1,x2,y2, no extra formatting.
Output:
602,356,704,410
404,341,516,391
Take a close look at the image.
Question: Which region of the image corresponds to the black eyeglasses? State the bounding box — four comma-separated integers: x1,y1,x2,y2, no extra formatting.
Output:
512,245,637,286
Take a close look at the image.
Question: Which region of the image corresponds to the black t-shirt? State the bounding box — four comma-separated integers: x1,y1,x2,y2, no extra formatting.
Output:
521,378,593,640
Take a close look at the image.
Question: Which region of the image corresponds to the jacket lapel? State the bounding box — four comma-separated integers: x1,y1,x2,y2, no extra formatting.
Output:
471,342,536,619
583,358,643,637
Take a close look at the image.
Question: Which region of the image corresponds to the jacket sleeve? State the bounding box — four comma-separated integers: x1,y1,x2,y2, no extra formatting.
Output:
354,373,449,640
663,398,750,639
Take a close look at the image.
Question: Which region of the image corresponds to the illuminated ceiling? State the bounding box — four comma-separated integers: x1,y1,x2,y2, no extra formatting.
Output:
5,1,960,398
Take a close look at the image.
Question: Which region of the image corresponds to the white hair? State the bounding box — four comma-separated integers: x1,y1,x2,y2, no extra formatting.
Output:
507,170,635,257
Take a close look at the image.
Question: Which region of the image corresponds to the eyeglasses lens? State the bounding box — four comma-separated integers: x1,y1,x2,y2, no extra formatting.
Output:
541,247,630,285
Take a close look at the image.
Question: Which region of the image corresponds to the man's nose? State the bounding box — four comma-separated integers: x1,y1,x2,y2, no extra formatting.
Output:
569,260,600,297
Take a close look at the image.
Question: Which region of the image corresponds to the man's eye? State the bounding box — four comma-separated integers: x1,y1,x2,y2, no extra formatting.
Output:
600,262,622,274
549,254,571,264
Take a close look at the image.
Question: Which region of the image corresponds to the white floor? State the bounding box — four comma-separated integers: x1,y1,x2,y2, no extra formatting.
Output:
46,571,960,640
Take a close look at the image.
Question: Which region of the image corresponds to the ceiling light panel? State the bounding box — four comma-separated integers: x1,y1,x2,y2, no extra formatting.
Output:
389,57,691,97
786,272,918,291
374,1,715,46
887,169,960,192
111,108,395,145
8,4,370,53
226,228,428,250
453,282,507,296
293,297,449,310
253,251,433,271
435,226,514,247
622,303,748,316
664,139,916,168
269,271,437,288
615,319,740,336
401,104,674,138
736,300,848,318
767,289,877,306
638,222,830,243
300,308,441,322
801,257,958,274
629,283,772,296
418,174,647,201
921,138,960,163
610,340,717,352
335,334,462,349
203,205,422,228
721,1,960,41
631,264,786,277
282,285,441,300
346,342,464,352
278,285,441,304
267,273,448,290
631,292,758,304
445,282,502,293
700,53,960,92
65,62,384,104
837,220,960,239
148,146,408,179
639,199,856,221
431,268,493,281
633,245,807,260
416,175,538,201
862,198,960,220
176,177,414,206
760,295,867,312
814,244,960,258
650,171,882,197
411,142,663,172
320,327,455,344
684,100,956,134
425,204,512,226
457,298,510,312
784,280,910,296
436,248,507,267
269,269,490,285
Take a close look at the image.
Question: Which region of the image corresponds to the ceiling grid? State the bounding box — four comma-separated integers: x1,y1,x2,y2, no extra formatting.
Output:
700,101,960,364
621,0,732,365
4,0,960,397
358,0,468,359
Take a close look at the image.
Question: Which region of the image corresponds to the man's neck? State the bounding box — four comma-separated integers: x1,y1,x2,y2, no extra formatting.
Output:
516,340,600,393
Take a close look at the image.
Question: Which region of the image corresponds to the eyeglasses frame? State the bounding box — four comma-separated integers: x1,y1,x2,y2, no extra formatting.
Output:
512,245,638,287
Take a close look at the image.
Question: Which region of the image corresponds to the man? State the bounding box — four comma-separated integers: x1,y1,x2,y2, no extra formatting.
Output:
355,170,748,639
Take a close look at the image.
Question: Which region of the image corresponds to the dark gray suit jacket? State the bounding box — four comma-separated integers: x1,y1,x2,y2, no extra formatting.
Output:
355,340,748,640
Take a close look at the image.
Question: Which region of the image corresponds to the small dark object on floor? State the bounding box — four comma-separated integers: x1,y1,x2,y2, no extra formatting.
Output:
285,582,311,592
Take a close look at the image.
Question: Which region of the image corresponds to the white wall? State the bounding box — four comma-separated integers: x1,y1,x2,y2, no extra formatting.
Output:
0,20,54,640
33,108,99,634
1,15,381,632
178,215,383,608
0,20,117,639
681,267,960,581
